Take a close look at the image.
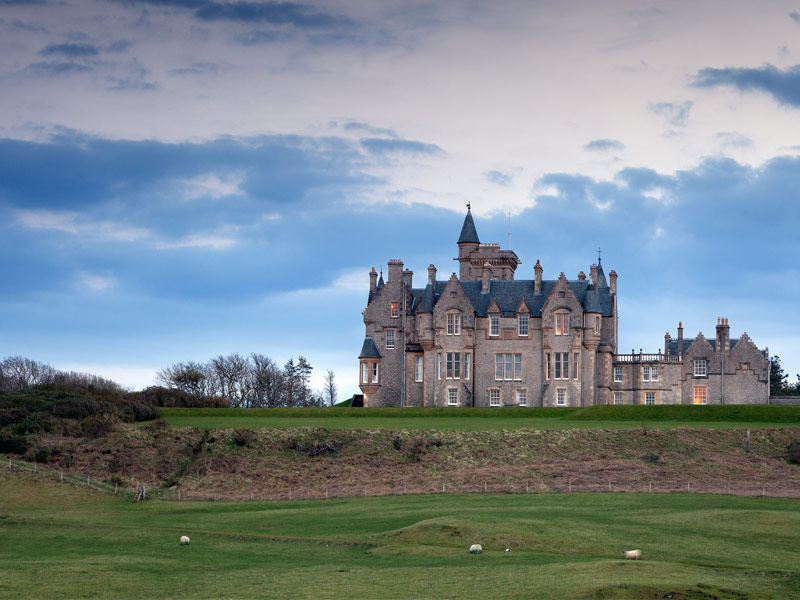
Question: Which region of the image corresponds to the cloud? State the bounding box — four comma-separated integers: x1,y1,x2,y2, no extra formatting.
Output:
342,121,398,138
693,63,800,108
584,139,625,152
791,11,800,24
39,43,99,57
649,101,693,126
195,1,350,28
169,62,219,75
17,210,151,242
485,170,514,187
78,272,116,292
106,77,158,91
155,233,238,250
106,40,132,53
360,138,443,156
0,0,45,4
27,61,93,75
236,29,289,44
715,132,754,149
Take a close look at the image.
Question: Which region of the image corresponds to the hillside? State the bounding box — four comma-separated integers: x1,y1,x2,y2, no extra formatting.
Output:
18,420,800,500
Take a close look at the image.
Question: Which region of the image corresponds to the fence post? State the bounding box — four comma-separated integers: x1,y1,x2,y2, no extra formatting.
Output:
61,470,64,482
608,480,611,492
484,481,487,493
364,486,367,497
762,485,765,497
649,481,652,493
568,479,572,493
8,456,11,469
114,482,118,495
87,475,90,486
34,462,37,473
526,482,529,493
687,481,690,493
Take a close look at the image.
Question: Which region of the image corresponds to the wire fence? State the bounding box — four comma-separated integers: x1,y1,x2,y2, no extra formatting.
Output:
5,454,797,502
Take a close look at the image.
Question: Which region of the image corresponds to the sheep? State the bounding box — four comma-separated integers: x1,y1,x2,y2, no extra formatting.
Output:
622,549,641,560
469,544,482,554
180,536,190,546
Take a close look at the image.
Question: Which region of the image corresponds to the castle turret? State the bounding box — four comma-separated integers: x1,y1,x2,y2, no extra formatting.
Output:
456,206,480,280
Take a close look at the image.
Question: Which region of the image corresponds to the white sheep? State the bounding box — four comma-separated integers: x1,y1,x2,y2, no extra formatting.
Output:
469,544,482,554
180,536,191,546
622,549,641,560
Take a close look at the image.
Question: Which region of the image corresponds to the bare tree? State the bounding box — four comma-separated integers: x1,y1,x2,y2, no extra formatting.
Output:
324,369,337,406
211,353,250,407
0,356,57,391
250,353,284,407
156,361,210,397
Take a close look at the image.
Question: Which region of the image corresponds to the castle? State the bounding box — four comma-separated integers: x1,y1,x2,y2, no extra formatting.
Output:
358,208,770,407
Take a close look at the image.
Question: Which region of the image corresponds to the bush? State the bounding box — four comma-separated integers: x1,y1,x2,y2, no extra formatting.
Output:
232,428,256,447
0,430,29,454
786,442,800,465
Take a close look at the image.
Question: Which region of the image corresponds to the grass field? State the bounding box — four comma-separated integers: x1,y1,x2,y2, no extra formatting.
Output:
2,469,799,599
158,404,800,431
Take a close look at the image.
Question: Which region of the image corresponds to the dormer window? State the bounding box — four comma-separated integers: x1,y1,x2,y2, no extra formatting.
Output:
390,302,399,318
518,314,529,336
489,314,500,336
447,312,461,335
555,312,569,335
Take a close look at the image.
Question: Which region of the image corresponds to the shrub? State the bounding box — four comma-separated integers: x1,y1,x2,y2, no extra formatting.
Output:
786,442,800,465
0,430,28,454
232,428,256,447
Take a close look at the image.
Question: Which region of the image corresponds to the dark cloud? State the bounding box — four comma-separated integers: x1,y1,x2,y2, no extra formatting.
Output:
693,63,800,108
649,101,693,126
195,2,350,28
27,61,93,75
790,11,800,24
39,43,99,57
236,29,289,45
485,170,513,187
584,139,625,152
106,40,132,53
0,0,45,4
106,77,158,91
360,138,443,156
10,19,47,31
169,62,218,75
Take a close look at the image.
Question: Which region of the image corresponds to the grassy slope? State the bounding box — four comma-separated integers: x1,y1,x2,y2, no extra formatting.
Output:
2,469,798,599
158,405,800,430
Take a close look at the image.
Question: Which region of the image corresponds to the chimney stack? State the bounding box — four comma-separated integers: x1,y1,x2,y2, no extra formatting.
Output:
387,259,403,283
664,332,671,355
427,264,437,285
369,267,377,294
402,269,413,287
534,259,543,295
609,270,617,295
677,321,684,357
716,316,730,352
590,263,598,288
481,262,491,293
577,271,586,281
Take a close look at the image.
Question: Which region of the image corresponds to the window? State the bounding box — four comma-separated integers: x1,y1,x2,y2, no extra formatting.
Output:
642,365,659,382
650,366,658,382
495,353,522,380
594,317,600,335
693,386,707,404
545,353,551,380
518,314,529,336
573,353,580,380
642,366,650,381
464,353,471,380
694,359,707,377
446,352,461,379
556,389,567,406
371,363,379,384
361,362,368,383
415,356,423,382
447,388,458,406
555,312,569,335
614,367,623,382
390,302,399,318
489,314,500,336
447,313,461,335
645,392,655,405
437,353,442,380
489,389,501,406
554,352,569,379
516,389,527,406
613,392,623,405
385,329,395,349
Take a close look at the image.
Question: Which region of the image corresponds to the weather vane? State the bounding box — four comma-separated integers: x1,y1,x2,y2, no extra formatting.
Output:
466,201,471,211
597,247,603,263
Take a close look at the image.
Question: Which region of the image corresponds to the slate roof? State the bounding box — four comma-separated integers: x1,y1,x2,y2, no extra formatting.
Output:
457,210,480,244
409,278,614,317
595,259,609,289
666,337,766,357
358,336,382,359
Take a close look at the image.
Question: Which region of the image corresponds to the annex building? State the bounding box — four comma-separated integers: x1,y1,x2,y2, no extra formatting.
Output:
358,209,770,407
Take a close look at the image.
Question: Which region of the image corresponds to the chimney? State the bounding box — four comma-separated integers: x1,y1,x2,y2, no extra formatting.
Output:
387,259,403,283
369,267,377,294
716,316,730,352
577,271,586,281
609,270,617,295
402,269,413,287
427,264,437,285
677,321,684,357
534,259,543,295
481,261,491,293
664,332,671,355
590,263,598,288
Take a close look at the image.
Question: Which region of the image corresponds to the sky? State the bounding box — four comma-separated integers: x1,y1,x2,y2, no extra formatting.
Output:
1,0,800,396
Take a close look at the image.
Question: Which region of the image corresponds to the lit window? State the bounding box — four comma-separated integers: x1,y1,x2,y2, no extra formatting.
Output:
495,353,522,380
554,352,569,379
489,314,500,336
361,362,368,383
613,392,623,405
518,314,529,336
614,367,623,382
390,302,399,318
446,352,461,379
555,313,569,335
415,356,423,382
464,353,471,380
694,359,707,377
573,353,580,380
447,313,461,335
489,389,501,406
693,387,707,404
645,392,655,405
516,389,527,406
650,366,658,382
447,388,458,406
371,363,379,384
556,389,567,406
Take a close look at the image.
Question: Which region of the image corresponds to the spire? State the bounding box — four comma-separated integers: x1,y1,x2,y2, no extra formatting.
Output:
457,206,480,244
595,253,608,289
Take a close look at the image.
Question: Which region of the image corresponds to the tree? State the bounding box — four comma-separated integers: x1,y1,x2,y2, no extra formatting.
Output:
156,361,209,397
250,353,283,408
283,358,298,406
296,356,313,405
770,356,789,396
210,353,250,407
324,369,337,406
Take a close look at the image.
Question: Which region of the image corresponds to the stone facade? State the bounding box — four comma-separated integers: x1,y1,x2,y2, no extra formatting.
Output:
359,210,770,407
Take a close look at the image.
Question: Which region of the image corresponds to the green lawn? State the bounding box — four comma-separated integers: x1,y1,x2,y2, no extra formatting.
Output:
2,469,799,599
158,405,800,430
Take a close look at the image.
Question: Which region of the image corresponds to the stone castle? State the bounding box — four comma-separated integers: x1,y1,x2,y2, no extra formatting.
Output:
358,208,770,407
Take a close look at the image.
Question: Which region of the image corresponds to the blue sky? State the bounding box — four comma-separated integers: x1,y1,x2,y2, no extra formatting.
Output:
1,1,799,394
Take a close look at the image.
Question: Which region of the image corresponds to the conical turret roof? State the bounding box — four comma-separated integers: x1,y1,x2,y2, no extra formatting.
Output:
457,209,480,244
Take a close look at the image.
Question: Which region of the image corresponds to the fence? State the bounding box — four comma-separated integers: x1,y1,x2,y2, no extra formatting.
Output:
6,454,797,502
